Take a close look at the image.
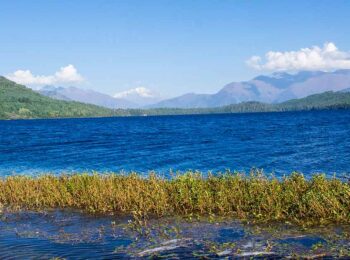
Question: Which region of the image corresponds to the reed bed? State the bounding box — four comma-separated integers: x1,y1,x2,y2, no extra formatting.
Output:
0,171,349,224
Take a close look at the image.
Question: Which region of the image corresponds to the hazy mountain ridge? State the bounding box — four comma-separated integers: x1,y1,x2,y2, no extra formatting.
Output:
38,86,137,109
151,70,350,108
38,86,72,101
339,88,350,93
34,70,350,109
38,86,161,109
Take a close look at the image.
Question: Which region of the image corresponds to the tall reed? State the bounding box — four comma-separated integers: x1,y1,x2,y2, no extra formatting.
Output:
0,171,349,224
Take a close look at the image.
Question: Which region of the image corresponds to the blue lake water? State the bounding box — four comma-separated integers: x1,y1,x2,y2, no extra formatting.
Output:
1,110,350,258
1,110,350,177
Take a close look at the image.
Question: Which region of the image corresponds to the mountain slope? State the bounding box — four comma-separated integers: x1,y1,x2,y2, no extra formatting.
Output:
276,91,350,111
38,86,72,101
151,93,212,108
0,77,128,119
38,86,136,109
276,70,350,102
340,88,350,93
151,70,350,108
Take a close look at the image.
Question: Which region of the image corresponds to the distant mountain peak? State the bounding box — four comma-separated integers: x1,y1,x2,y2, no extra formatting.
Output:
151,70,350,108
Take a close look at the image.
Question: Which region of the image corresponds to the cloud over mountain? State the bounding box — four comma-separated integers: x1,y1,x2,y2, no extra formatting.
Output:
246,42,350,71
6,65,84,86
114,87,161,106
114,87,155,98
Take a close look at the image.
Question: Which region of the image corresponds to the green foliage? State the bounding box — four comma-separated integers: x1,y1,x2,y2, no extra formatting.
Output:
276,91,350,111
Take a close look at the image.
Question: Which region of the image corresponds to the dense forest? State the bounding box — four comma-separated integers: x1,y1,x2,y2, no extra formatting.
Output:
1,76,350,120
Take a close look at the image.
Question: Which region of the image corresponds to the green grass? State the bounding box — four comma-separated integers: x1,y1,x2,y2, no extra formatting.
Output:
1,171,350,225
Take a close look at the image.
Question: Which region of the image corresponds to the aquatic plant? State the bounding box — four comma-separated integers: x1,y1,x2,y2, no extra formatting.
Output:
0,171,349,224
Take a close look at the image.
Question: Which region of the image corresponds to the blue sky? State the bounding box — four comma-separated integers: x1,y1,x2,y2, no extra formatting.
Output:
1,0,350,97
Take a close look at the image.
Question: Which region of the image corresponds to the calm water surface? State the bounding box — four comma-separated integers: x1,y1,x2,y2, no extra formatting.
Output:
1,110,350,177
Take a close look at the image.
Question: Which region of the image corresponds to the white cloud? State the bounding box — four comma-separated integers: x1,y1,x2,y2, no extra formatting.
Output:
114,87,155,98
246,42,350,71
6,64,84,86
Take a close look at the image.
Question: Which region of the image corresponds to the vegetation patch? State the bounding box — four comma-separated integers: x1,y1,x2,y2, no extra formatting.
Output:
1,171,350,225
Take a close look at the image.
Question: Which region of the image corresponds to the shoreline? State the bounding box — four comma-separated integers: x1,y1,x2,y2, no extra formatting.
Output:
1,106,349,121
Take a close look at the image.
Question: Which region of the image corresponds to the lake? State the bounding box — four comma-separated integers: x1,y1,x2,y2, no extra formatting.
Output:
1,110,350,177
1,110,350,258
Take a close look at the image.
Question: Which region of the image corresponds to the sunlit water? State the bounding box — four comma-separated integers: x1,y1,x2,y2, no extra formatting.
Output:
1,110,350,177
1,110,350,258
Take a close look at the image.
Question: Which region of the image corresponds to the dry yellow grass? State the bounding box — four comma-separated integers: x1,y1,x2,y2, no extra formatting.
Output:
0,171,349,224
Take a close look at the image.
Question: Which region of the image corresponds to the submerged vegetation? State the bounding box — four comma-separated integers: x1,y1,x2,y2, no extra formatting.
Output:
1,171,350,225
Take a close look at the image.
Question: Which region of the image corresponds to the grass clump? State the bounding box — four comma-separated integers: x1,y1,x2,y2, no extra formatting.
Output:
0,171,350,224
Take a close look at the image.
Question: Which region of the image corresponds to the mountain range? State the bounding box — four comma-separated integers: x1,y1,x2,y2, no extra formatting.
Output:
2,75,350,120
36,70,350,109
38,86,137,109
151,70,350,108
37,85,162,109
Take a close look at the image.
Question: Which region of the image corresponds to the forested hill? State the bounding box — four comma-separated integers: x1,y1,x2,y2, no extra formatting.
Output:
276,91,350,111
1,76,350,120
0,77,131,119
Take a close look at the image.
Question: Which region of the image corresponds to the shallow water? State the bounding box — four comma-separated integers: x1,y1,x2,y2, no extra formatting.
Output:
1,110,350,177
0,210,349,259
